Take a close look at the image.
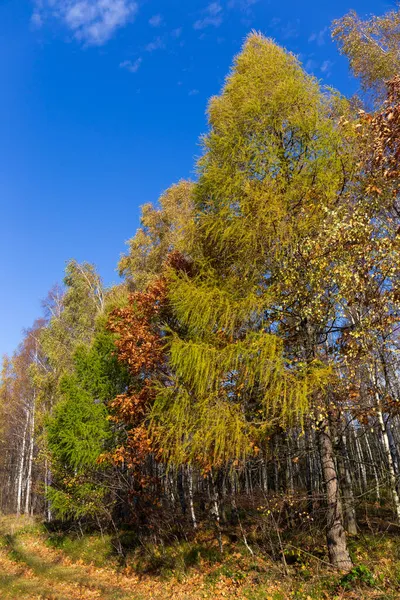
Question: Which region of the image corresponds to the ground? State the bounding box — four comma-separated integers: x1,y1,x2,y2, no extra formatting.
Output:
0,515,398,599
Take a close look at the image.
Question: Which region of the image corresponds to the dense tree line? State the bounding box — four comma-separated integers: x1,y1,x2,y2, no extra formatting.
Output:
2,7,400,572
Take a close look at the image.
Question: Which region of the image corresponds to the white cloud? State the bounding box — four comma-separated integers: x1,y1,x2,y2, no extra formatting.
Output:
171,27,182,38
281,21,299,40
149,14,162,27
119,57,142,72
227,0,258,11
206,2,222,16
145,36,165,52
188,89,199,96
33,0,138,46
308,26,328,46
269,17,281,27
305,58,318,72
193,2,223,30
320,59,334,76
31,11,43,27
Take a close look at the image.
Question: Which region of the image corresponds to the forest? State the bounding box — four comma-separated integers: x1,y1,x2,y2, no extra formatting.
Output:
2,6,400,599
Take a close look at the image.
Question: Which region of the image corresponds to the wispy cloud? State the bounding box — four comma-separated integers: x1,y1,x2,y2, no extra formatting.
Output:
119,57,142,72
205,2,222,16
269,17,299,40
149,13,162,27
320,59,334,76
305,58,318,72
32,0,138,46
308,26,328,46
269,17,281,27
188,89,199,96
145,36,165,52
143,27,183,55
280,20,299,40
227,0,258,11
193,2,223,30
31,10,43,27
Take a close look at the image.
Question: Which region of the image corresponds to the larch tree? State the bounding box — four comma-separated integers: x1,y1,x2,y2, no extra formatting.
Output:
151,33,355,569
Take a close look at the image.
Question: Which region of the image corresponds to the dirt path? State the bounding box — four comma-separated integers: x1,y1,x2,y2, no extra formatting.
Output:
0,524,141,599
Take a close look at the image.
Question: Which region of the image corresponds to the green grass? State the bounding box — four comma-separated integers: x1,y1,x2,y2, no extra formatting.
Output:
127,538,223,580
46,530,115,567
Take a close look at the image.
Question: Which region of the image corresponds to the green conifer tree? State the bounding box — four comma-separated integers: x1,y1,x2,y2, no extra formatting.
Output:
46,331,130,522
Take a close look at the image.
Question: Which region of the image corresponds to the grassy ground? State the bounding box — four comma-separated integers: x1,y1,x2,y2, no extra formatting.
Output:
0,515,399,599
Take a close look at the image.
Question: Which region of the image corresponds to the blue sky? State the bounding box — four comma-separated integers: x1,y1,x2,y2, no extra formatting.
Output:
0,0,392,357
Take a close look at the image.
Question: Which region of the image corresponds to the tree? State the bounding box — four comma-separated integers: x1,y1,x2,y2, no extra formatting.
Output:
46,330,130,524
332,6,400,102
152,33,354,569
22,261,106,521
333,5,400,524
119,181,195,290
0,320,45,515
40,260,105,376
106,277,168,489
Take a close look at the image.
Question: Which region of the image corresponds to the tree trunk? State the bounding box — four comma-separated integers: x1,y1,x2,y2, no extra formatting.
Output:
260,451,268,494
377,406,400,522
364,431,380,501
285,435,294,495
177,466,187,515
387,419,399,477
305,427,315,514
209,472,223,553
24,401,35,515
16,412,29,516
187,466,197,529
353,430,368,493
44,458,53,521
337,430,357,535
318,421,352,570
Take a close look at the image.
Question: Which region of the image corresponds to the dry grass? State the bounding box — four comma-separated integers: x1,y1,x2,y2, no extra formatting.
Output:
0,515,398,599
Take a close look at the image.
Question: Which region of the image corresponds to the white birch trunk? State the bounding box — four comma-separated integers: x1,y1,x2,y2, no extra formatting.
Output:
377,405,400,522
354,431,368,492
16,412,29,516
364,431,380,501
24,400,35,515
187,466,197,529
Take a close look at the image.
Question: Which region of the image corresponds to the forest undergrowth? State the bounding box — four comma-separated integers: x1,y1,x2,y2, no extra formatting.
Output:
0,514,399,600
